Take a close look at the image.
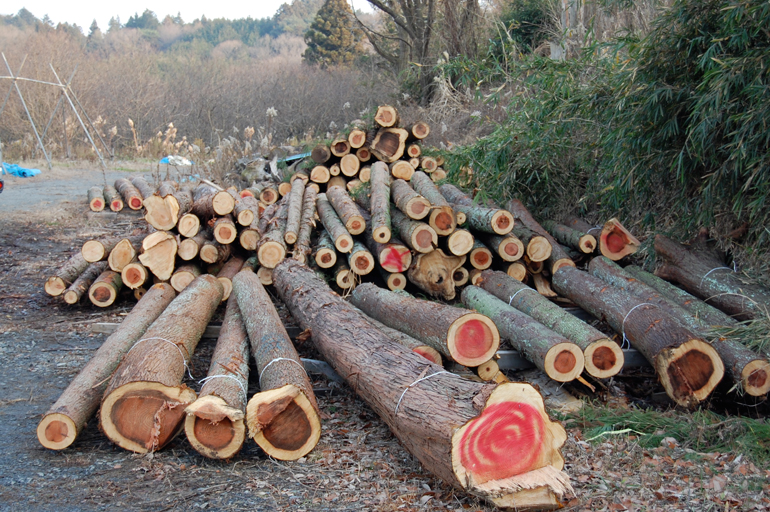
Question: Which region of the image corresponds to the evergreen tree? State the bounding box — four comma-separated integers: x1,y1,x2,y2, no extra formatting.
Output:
88,20,102,39
303,0,363,68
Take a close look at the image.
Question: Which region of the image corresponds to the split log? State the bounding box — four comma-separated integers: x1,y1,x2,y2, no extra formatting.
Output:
100,275,224,452
380,269,407,291
143,188,190,231
408,121,430,139
513,225,552,263
391,207,436,253
356,147,371,162
131,177,155,200
410,171,456,236
340,154,360,177
311,144,331,164
216,256,245,302
462,286,584,382
63,261,109,305
600,218,640,260
353,305,442,365
451,204,514,236
654,234,770,320
374,105,399,127
200,240,232,265
274,260,571,509
121,260,149,290
590,257,770,396
212,215,237,245
478,270,623,379
532,273,557,298
233,271,321,460
391,179,430,220
507,199,575,274
138,231,177,281
88,186,105,211
326,185,365,235
103,185,124,212
541,220,596,254
292,186,319,264
313,229,338,269
88,270,123,307
350,283,499,366
369,162,392,243
257,198,289,269
178,231,211,261
370,127,409,163
348,128,367,148
552,266,724,407
184,295,249,459
284,178,305,244
38,283,176,450
453,266,470,287
310,165,330,184
481,234,525,262
442,228,475,256
348,241,375,276
331,138,351,157
115,178,143,210
45,252,90,296
469,240,493,270
170,264,202,293
408,249,465,300
390,160,415,181
107,235,145,272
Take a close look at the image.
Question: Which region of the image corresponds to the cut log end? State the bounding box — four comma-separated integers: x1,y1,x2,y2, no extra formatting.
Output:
246,384,321,461
414,346,442,365
257,266,274,286
500,237,524,262
351,251,375,275
239,230,260,251
178,214,201,238
37,413,78,450
335,234,354,253
373,226,391,243
742,360,770,397
453,267,470,287
429,207,456,236
406,197,431,220
384,272,407,290
583,340,624,379
315,248,337,269
258,242,287,269
655,339,725,407
89,282,117,307
506,262,527,282
447,313,500,367
527,236,552,263
492,211,515,235
470,248,492,270
446,229,474,256
44,277,66,297
600,219,640,261
212,192,236,216
100,381,197,453
81,240,106,263
184,395,246,459
412,225,437,253
128,197,143,210
551,258,576,274
543,343,584,382
379,246,411,273
579,234,597,253
122,263,148,289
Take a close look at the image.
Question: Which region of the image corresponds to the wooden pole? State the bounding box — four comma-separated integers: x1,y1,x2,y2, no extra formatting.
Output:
45,252,90,296
317,193,353,253
370,162,391,243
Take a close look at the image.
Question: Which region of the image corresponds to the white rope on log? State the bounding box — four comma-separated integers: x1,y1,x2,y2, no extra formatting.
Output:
394,370,453,416
509,287,538,305
198,374,248,401
620,303,657,349
127,337,193,379
699,263,737,287
258,357,307,388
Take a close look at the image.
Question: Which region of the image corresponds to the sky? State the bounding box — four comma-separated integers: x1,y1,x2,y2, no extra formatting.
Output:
1,1,291,32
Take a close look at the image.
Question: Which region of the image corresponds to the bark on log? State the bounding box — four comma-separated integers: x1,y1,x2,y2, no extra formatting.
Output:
233,194,259,227
239,218,261,252
313,229,338,269
131,177,155,200
216,255,246,302
332,260,355,289
292,186,319,264
350,283,499,366
82,236,124,263
507,199,575,274
438,183,474,207
352,305,442,365
370,162,392,243
462,286,584,382
391,207,436,253
108,235,145,272
191,184,235,218
88,186,105,211
478,270,623,379
184,295,249,459
115,178,143,210
212,215,237,245
89,270,123,307
654,234,770,320
100,275,224,453
103,185,124,212
64,262,108,305
407,249,465,300
170,264,202,293
200,240,232,265
316,193,353,253
311,144,331,164
326,185,365,235
284,178,305,244
513,225,552,263
45,252,90,296
541,220,596,254
451,204,514,236
274,260,571,509
122,260,149,290
178,230,211,261
233,271,321,460
138,231,178,281
469,240,493,270
410,171,456,236
600,218,640,260
257,197,289,269
371,128,409,163
552,266,724,407
348,240,375,276
38,283,176,450
392,179,430,220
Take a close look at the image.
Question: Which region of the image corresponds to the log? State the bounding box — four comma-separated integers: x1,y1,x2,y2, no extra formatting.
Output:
513,225,552,263
107,235,145,272
257,266,274,286
350,283,499,366
257,198,289,269
121,260,149,290
142,191,181,231
391,206,436,253
200,240,232,265
541,220,596,254
654,234,770,320
239,219,261,252
410,171,456,236
258,184,279,205
462,286,584,382
329,163,341,177
331,138,351,157
352,305,442,365
327,176,347,190
313,229,338,269
326,185,365,235
374,104,399,127
274,260,570,509
469,268,483,285
348,241,375,276
315,193,352,254
340,154,360,177
284,178,305,244
407,121,430,139
390,160,415,181
38,283,176,450
453,266,470,287
532,273,557,298
481,234,525,262
406,143,421,158
45,252,90,296
178,213,201,238
348,128,367,148
524,255,545,274
131,177,155,200
310,165,330,184
356,147,371,162
380,269,407,291
233,194,259,227
347,178,364,193
370,127,409,163
438,183,474,206
170,264,201,293
87,186,105,212
103,184,124,212
506,262,528,282
442,228,475,256
359,166,371,182
215,256,245,302
292,186,319,264
115,178,143,210
138,231,178,281
432,168,447,182
88,270,123,307
469,240,493,270
391,179,430,220
233,271,321,460
408,249,465,300
191,184,235,218
332,260,355,289
179,230,211,261
82,235,124,263
100,275,223,452
184,295,249,459
366,233,412,273
600,218,640,260
421,156,438,173
409,157,421,169
369,162,392,243
507,199,575,274
478,270,623,379
212,215,237,245
552,266,724,407
450,204,514,236
63,261,108,305
311,144,331,164
590,257,770,395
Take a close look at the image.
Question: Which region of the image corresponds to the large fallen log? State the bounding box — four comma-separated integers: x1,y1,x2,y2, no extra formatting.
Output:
654,234,770,320
350,283,499,366
45,252,90,297
64,261,108,305
184,295,249,459
233,271,321,460
274,260,571,510
552,266,724,407
478,270,623,379
38,283,176,450
100,275,224,453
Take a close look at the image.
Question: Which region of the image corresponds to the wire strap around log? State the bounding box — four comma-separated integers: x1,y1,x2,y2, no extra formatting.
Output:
198,375,248,401
127,337,192,378
621,303,656,349
509,287,538,305
258,357,307,388
699,264,737,287
395,370,453,416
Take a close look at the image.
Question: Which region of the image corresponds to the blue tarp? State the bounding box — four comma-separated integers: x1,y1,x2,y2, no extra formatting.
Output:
1,163,41,178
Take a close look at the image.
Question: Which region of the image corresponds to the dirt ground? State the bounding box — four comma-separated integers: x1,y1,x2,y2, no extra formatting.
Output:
1,164,768,512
